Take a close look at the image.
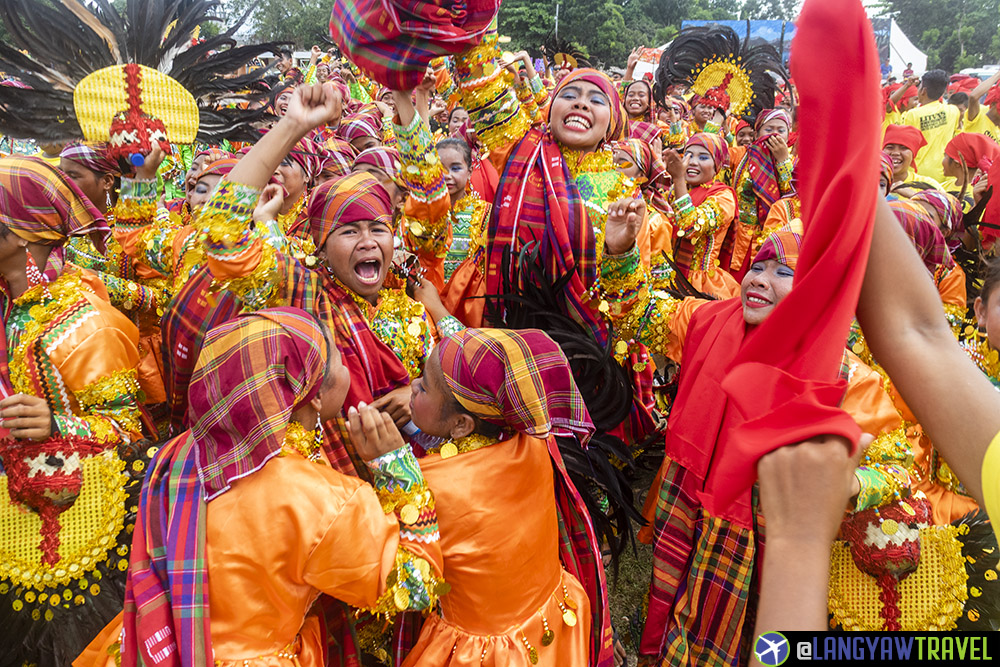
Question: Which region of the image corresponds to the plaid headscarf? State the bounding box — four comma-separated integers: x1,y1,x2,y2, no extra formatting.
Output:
911,189,963,234
888,198,954,271
550,69,626,143
879,151,894,189
0,157,108,254
287,135,328,184
436,328,595,445
753,108,792,135
685,132,729,171
614,137,670,213
339,115,382,143
191,308,328,499
194,157,240,182
307,171,394,248
59,141,121,175
752,228,801,270
945,132,1000,172
353,145,405,187
123,307,328,667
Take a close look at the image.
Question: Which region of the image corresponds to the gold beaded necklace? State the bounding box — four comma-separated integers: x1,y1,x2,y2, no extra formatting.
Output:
424,433,498,459
281,421,322,463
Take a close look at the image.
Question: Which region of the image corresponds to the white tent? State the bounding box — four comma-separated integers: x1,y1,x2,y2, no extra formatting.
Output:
885,18,927,78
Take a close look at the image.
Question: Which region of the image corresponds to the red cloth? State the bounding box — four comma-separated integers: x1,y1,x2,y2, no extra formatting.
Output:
945,132,1000,172
669,0,877,527
469,155,498,203
883,124,927,157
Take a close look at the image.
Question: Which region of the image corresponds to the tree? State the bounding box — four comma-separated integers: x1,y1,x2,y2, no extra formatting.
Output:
228,0,333,49
873,0,1000,71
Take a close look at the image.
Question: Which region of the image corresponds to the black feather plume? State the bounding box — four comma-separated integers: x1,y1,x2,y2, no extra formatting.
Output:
0,0,283,143
655,23,789,119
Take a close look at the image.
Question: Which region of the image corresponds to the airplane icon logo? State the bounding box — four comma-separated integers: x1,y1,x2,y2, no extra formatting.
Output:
754,632,790,666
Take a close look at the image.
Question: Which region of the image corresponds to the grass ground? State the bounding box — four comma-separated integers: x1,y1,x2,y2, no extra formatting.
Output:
607,463,657,667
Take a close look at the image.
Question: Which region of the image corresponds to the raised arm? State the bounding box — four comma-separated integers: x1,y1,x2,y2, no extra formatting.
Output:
967,67,1000,122
856,197,1000,504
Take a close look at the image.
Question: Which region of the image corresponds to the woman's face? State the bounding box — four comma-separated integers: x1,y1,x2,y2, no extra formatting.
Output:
735,127,755,147
185,154,210,194
349,135,380,153
410,348,460,438
941,155,964,182
624,83,650,119
693,103,717,124
975,288,1000,351
884,143,913,181
683,144,717,185
320,218,394,302
275,90,294,117
448,107,470,136
59,159,105,211
757,119,789,141
439,146,471,198
275,159,307,202
188,174,222,212
613,148,642,179
741,258,794,326
550,80,612,152
316,64,331,82
318,345,351,423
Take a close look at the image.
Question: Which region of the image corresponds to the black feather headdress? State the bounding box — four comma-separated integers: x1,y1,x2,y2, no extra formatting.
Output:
0,0,284,144
655,22,789,119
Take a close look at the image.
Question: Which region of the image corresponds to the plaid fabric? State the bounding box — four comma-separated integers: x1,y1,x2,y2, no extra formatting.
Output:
685,133,728,171
879,151,893,186
945,132,1000,172
911,189,964,235
306,172,394,248
752,228,801,270
753,108,791,135
353,146,405,187
122,433,210,667
328,0,499,89
487,126,609,343
888,198,954,271
640,460,756,665
288,136,328,183
190,308,327,500
614,138,671,215
59,141,121,175
339,115,381,142
437,328,595,443
193,147,235,165
629,120,663,146
194,157,239,182
0,157,108,252
161,256,410,476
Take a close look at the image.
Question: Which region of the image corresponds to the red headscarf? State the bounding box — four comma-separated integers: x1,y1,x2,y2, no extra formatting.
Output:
945,132,1000,172
882,124,927,167
613,138,671,214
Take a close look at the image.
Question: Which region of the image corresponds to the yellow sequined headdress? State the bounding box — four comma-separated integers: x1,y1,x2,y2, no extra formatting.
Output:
655,24,788,118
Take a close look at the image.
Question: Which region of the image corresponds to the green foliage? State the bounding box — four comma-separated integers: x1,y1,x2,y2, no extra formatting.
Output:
228,0,332,49
874,0,1000,71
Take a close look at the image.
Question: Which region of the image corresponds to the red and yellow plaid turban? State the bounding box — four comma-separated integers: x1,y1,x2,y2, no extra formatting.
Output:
59,141,121,176
0,157,108,252
685,132,729,171
436,328,595,445
752,227,802,270
307,171,394,249
190,307,328,500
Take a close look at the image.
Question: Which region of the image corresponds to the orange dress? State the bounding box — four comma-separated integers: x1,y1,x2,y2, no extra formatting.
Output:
405,434,591,666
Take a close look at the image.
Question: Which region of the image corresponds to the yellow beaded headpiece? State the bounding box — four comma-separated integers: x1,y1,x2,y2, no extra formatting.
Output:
75,64,199,167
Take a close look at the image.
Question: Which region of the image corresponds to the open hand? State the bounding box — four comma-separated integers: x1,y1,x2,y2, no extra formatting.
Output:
252,183,285,223
347,401,407,460
663,149,688,181
0,394,53,440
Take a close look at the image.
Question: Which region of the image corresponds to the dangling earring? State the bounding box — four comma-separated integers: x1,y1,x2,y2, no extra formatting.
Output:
314,414,324,450
24,247,45,290
105,189,113,212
